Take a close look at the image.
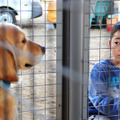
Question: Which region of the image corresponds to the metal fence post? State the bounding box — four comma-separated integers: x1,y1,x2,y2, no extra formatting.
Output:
56,0,63,119
62,0,71,120
57,0,90,119
69,0,90,120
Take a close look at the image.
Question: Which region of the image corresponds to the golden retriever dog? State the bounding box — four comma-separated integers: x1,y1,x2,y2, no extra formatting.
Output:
0,23,45,120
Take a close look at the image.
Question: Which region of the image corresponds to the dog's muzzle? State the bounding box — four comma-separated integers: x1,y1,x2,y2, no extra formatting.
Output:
41,46,46,54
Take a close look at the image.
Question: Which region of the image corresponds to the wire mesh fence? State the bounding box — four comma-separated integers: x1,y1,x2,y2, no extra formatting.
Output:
89,0,120,120
0,0,57,120
1,0,119,119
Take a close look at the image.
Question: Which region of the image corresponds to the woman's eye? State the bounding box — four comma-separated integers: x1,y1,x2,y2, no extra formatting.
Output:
22,39,26,44
115,42,119,44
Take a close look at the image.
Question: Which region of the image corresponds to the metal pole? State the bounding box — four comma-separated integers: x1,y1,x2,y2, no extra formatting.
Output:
69,0,89,120
61,0,89,119
69,0,83,119
62,0,70,119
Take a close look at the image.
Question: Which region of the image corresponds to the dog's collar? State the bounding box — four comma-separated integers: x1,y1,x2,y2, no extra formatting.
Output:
0,80,11,89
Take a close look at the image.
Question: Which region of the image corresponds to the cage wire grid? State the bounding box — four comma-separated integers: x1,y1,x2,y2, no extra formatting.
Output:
89,0,120,120
0,0,58,120
2,0,120,120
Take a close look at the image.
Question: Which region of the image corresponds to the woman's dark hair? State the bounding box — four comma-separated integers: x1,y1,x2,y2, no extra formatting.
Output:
111,21,120,40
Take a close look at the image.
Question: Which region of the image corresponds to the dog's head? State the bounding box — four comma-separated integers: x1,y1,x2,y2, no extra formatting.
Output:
0,23,45,82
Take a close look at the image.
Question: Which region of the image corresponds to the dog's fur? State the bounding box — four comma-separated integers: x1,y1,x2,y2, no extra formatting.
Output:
0,23,45,120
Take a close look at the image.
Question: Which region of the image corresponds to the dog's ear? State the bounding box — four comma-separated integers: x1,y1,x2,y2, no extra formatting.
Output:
0,48,18,82
0,25,18,82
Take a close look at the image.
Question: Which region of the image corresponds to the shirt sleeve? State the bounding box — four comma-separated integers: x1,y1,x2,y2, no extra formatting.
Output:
89,64,120,116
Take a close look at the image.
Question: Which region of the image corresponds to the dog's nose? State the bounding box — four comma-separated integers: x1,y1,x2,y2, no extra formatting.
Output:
42,46,46,54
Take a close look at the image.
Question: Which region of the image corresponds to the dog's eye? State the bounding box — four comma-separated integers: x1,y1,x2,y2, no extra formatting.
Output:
22,39,26,44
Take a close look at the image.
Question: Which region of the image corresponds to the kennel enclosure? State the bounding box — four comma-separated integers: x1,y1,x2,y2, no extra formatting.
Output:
0,0,117,119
